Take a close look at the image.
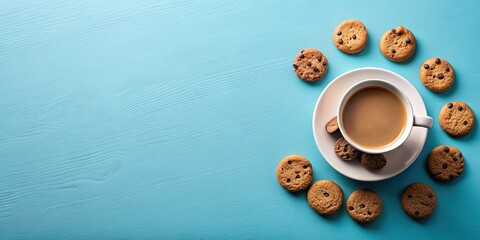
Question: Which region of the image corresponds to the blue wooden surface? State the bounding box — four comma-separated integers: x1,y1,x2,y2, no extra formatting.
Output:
1,0,479,239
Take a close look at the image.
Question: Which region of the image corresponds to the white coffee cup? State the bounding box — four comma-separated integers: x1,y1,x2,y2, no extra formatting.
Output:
337,79,432,154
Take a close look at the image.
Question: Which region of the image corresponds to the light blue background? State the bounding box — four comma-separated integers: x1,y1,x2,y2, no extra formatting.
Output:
1,0,479,239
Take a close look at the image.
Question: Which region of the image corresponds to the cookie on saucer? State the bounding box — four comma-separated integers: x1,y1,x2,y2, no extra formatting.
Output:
334,136,360,160
360,153,387,170
325,116,339,134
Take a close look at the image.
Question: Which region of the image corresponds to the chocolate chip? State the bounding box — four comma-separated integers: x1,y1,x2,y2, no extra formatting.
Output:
391,49,396,53
317,56,322,62
447,103,453,108
293,64,298,69
415,211,419,216
444,146,449,153
303,165,308,169
459,152,463,158
428,194,433,198
463,121,468,125
453,156,457,162
343,145,348,152
337,31,342,36
301,50,304,53
296,174,300,179
338,39,343,44
286,178,291,183
360,204,365,208
299,54,304,59
307,62,312,66
406,38,411,43
446,67,450,72
322,62,327,66
408,195,412,198
458,105,463,111
438,73,444,79
349,206,354,211
324,192,329,197
367,211,372,215
435,58,441,64
313,66,319,72
449,174,454,180
391,28,396,33
288,160,292,164
352,34,356,39
443,163,448,169
423,64,429,69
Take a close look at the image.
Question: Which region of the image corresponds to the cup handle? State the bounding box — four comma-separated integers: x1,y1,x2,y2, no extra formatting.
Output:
414,116,433,128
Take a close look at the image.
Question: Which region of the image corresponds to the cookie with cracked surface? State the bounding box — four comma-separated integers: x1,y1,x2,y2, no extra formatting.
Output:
380,26,416,62
439,102,475,137
401,183,437,220
307,180,344,216
276,155,313,192
346,189,383,223
292,48,328,82
325,116,339,134
427,145,464,182
420,58,455,93
333,19,368,54
360,153,387,170
334,136,360,160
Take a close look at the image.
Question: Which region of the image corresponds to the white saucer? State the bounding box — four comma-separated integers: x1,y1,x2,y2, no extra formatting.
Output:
312,67,429,181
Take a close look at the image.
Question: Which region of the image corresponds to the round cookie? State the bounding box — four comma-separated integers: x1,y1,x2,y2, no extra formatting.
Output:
427,145,464,182
292,48,328,82
346,189,383,223
325,116,339,134
307,180,344,216
333,19,368,54
439,102,475,137
360,153,387,170
276,155,313,192
401,183,437,220
420,58,455,93
380,26,416,62
334,136,360,160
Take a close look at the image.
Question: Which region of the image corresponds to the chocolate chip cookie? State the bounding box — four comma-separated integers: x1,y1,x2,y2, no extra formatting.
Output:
333,19,368,54
427,145,465,182
380,26,416,62
325,116,339,134
346,189,383,223
292,48,328,82
420,58,455,93
360,153,387,170
439,102,475,137
401,183,437,220
276,155,313,192
334,137,360,160
307,180,344,216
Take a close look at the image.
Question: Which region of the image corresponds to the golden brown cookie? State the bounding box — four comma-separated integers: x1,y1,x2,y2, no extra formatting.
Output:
420,58,455,93
307,180,344,216
292,48,328,82
346,189,382,223
380,26,416,62
427,145,464,182
333,19,368,54
276,155,313,192
360,153,387,170
401,183,437,220
325,116,339,134
439,102,475,137
334,136,360,160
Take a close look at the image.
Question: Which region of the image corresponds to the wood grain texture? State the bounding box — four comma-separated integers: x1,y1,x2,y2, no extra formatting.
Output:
1,0,479,239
